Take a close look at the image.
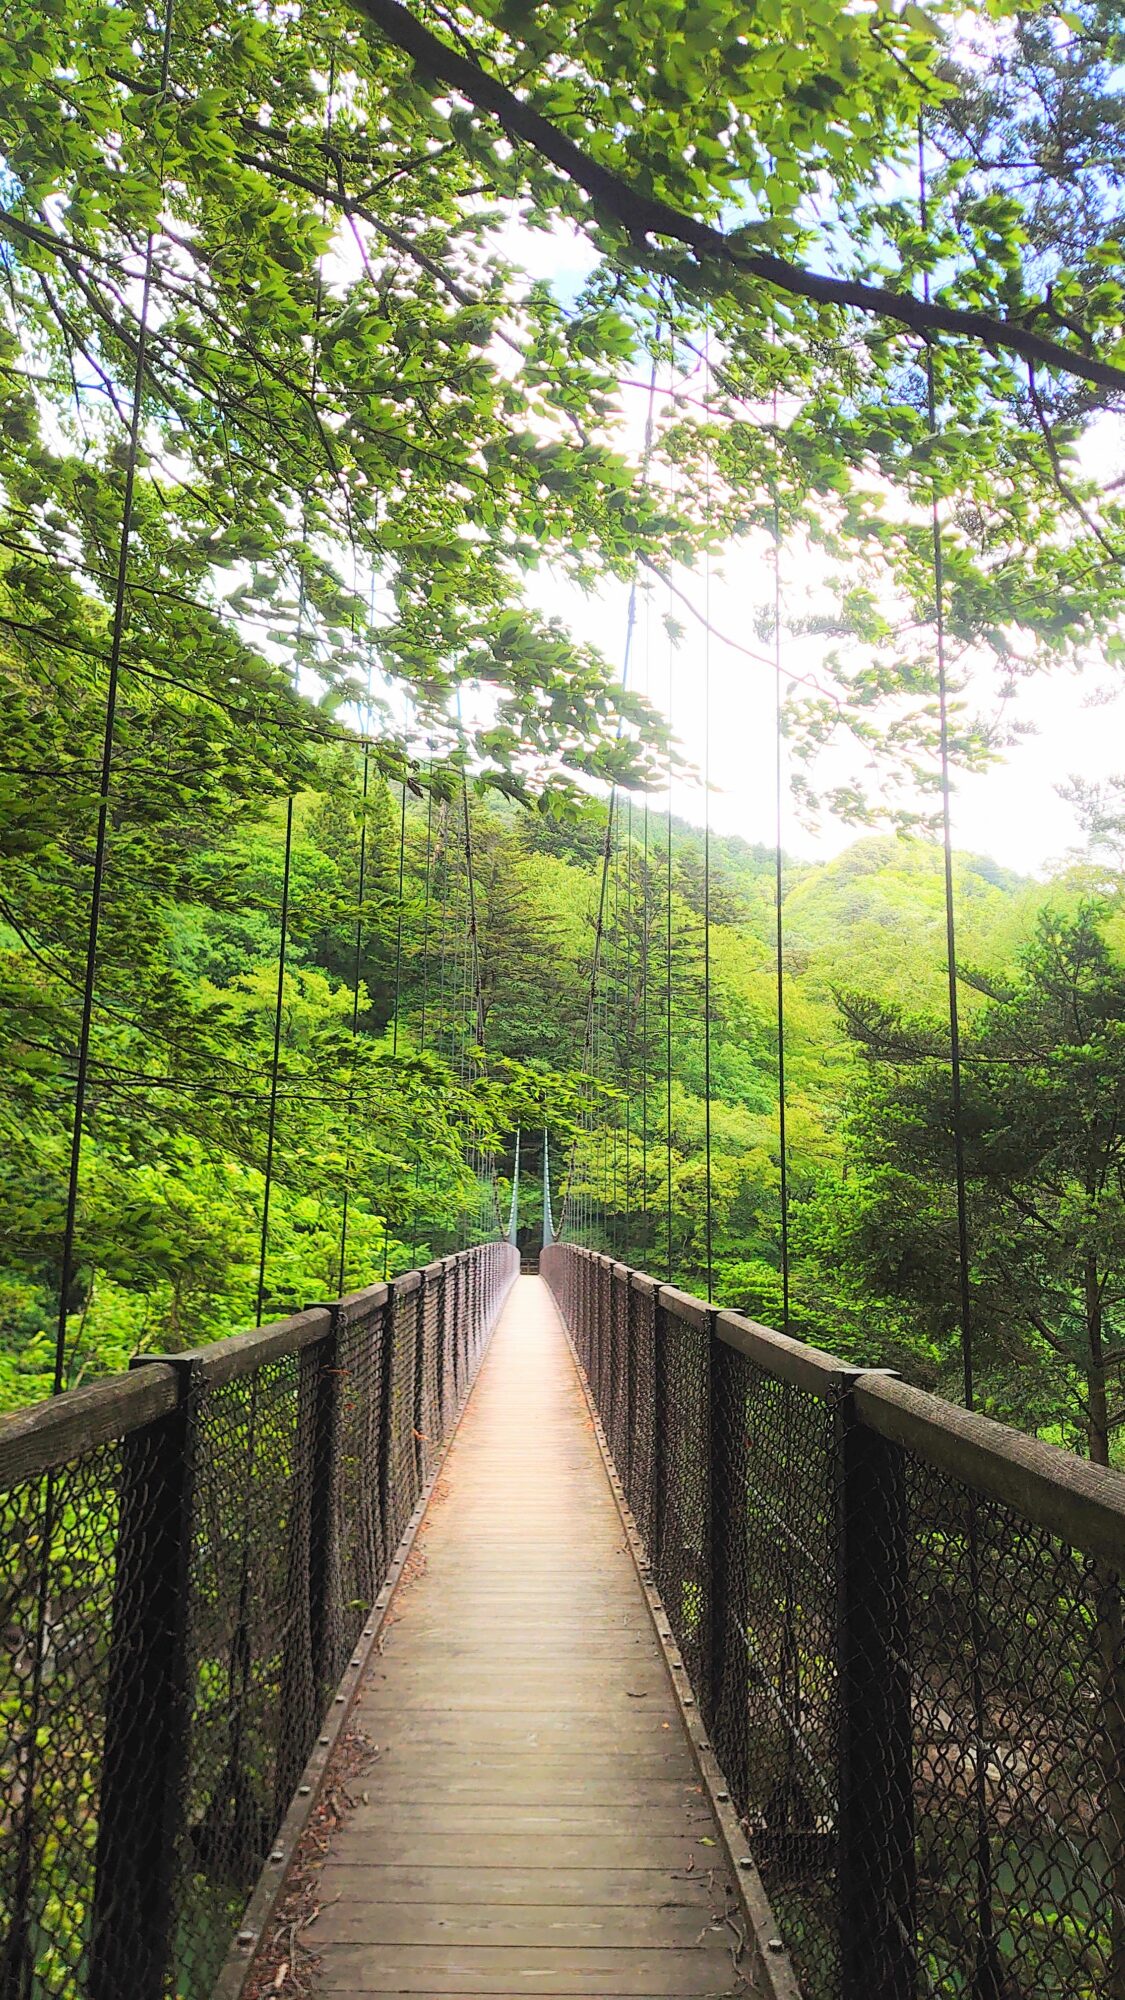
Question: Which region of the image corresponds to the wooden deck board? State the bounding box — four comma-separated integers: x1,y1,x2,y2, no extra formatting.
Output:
308,1276,744,1999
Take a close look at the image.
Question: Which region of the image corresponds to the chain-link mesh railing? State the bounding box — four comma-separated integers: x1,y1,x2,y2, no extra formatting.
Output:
0,1240,517,2000
543,1241,1125,2000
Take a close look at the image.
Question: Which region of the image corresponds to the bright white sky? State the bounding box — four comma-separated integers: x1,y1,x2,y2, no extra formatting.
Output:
533,536,1125,880
500,221,1125,883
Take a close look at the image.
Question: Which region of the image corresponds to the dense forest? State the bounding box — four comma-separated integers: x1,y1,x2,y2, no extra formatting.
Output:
6,720,1125,1477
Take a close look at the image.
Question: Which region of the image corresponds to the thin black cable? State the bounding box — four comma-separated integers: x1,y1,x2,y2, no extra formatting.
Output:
382,755,409,1278
255,55,336,1322
558,346,660,1239
558,789,615,1239
255,793,295,1323
419,776,435,1049
459,773,504,1237
435,798,451,1068
665,549,675,1285
624,792,634,1264
461,773,487,1050
702,342,714,1305
918,130,973,1414
611,798,621,1255
51,1,175,1394
337,739,371,1295
641,591,651,1255
4,19,177,1995
920,119,998,2000
772,473,791,1328
391,769,408,1058
409,771,436,1265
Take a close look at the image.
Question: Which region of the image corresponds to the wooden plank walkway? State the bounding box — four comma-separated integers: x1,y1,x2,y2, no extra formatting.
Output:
307,1274,746,1997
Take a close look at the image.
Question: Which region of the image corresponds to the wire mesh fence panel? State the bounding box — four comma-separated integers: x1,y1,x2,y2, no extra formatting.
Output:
651,1293,711,1700
418,1267,444,1485
438,1261,457,1438
625,1276,657,1551
176,1347,311,1997
903,1453,1125,2000
0,1243,517,2000
382,1279,422,1559
1,1440,136,1999
604,1265,628,1474
330,1292,389,1694
734,1363,840,1998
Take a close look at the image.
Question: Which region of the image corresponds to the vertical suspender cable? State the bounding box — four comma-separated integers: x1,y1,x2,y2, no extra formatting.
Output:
506,1127,521,1247
771,422,791,1327
391,763,408,1060
612,795,622,1254
702,339,714,1305
256,54,335,1323
382,756,409,1277
641,580,651,1256
459,770,502,1238
419,774,434,1049
337,579,377,1292
255,793,294,1323
665,566,675,1285
616,788,624,1256
770,402,801,1830
408,771,435,1265
52,2,176,1389
918,127,973,1410
919,119,997,2000
336,738,371,1294
5,17,178,1995
558,345,660,1248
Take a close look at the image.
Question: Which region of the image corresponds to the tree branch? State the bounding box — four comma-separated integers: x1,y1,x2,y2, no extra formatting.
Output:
352,0,1125,398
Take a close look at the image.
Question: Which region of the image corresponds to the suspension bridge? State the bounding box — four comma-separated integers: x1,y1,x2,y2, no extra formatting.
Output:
2,1128,1124,2000
3,310,1125,2000
3,2,1125,1995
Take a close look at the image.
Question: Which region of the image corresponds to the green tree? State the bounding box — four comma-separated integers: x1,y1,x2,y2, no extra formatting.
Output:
837,905,1125,1461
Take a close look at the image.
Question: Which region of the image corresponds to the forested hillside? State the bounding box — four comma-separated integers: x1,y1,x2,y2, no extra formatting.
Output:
6,743,1123,1470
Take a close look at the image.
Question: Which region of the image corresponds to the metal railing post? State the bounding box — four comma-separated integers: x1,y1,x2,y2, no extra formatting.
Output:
835,1386,917,2000
623,1267,638,1503
597,1256,612,1418
376,1287,398,1567
413,1272,429,1486
651,1292,668,1574
707,1333,751,1805
89,1356,200,2000
304,1304,343,1700
437,1259,451,1431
